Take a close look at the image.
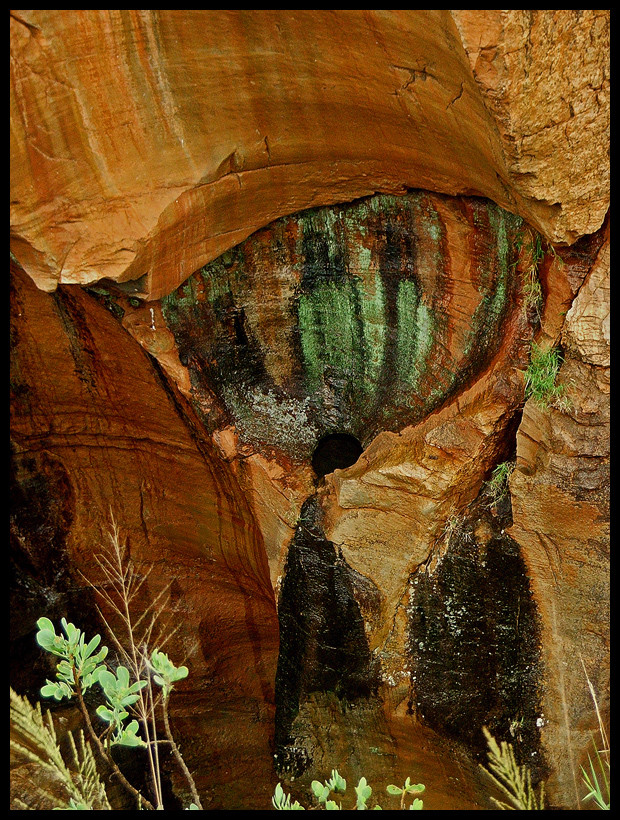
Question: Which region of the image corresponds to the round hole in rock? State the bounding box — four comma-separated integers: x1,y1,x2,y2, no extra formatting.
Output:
311,433,364,478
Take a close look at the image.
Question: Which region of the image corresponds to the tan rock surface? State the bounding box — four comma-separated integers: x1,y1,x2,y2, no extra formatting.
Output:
451,10,609,243
562,230,610,367
320,360,527,684
10,10,609,299
507,228,610,807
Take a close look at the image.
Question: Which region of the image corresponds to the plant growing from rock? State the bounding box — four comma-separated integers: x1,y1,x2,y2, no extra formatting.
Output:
272,769,425,810
523,342,569,410
483,461,515,509
580,660,610,810
518,230,545,322
10,686,111,810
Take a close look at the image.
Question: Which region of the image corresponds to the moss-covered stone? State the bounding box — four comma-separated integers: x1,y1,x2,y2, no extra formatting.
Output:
161,191,526,461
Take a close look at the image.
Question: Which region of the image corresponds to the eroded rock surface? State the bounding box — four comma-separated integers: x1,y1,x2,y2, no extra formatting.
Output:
508,224,610,806
10,9,609,814
10,261,279,809
10,10,609,297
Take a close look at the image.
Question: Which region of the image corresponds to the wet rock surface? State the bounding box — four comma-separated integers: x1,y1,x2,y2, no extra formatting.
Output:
274,496,379,776
160,192,525,460
10,11,609,810
407,498,545,778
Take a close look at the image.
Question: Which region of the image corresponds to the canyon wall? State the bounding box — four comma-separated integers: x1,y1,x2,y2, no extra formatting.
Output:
10,10,609,811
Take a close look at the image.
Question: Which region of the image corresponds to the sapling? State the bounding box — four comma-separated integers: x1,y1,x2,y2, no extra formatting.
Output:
36,616,154,809
36,615,201,810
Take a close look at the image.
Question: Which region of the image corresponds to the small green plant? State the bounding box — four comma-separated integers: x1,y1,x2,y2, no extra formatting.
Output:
582,746,610,810
272,770,425,810
520,231,545,320
10,687,111,810
523,342,569,409
480,727,545,810
272,782,305,810
484,461,515,508
580,659,610,810
385,777,425,810
32,516,202,811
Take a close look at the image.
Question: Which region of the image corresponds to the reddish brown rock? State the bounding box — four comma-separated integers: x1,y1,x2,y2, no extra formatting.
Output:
10,10,609,299
9,260,279,810
507,226,610,808
9,10,610,807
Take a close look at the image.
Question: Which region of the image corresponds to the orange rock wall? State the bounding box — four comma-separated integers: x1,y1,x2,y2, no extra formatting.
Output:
10,10,609,298
10,261,279,809
509,225,610,805
10,9,609,813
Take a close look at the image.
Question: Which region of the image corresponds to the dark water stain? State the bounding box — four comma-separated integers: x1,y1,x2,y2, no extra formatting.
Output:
407,502,547,783
9,443,99,701
160,192,527,462
274,496,380,776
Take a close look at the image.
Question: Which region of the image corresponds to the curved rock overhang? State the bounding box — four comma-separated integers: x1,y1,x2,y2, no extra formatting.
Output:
10,9,609,812
10,10,609,299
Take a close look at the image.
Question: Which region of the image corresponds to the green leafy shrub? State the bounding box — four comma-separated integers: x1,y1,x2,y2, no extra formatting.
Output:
35,616,197,809
272,770,425,810
29,517,203,811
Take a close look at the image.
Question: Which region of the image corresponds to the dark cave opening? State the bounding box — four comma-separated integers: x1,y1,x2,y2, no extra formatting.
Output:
311,433,363,478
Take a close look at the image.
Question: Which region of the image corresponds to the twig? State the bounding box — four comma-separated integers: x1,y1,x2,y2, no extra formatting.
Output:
161,694,203,809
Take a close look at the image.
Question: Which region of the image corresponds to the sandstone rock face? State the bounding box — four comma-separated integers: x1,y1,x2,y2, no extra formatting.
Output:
10,261,279,809
10,10,609,298
451,10,610,243
508,224,610,806
10,9,609,814
122,190,544,804
150,191,531,591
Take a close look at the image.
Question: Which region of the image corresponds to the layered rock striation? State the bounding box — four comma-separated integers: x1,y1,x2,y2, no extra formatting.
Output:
10,10,609,297
10,9,609,812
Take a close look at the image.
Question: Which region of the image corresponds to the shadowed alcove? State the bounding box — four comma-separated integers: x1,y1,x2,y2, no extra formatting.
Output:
311,433,364,479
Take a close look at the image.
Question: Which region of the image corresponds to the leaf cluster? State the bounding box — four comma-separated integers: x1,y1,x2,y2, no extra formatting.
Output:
96,666,147,747
580,659,610,810
37,617,108,701
27,517,203,810
149,648,189,699
484,461,515,507
273,771,425,811
581,745,610,810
